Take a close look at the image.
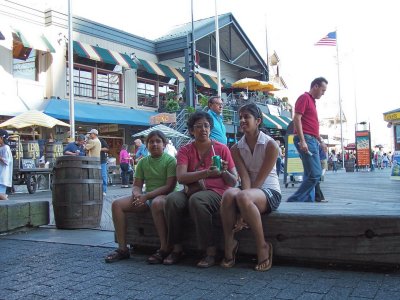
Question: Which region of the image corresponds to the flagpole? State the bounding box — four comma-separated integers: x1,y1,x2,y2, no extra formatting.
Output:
214,0,221,98
335,29,345,168
68,0,75,140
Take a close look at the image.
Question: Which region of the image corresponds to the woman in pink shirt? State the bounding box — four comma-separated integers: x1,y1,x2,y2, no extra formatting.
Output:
119,144,131,188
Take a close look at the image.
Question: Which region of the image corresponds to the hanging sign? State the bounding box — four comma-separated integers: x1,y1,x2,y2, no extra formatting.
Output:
150,113,176,125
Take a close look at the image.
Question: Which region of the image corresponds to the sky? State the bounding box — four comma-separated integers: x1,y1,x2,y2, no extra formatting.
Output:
27,0,399,149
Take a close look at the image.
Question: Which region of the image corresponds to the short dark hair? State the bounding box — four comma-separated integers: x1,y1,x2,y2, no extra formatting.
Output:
310,77,328,89
187,111,214,136
146,130,167,147
208,96,220,107
238,103,263,128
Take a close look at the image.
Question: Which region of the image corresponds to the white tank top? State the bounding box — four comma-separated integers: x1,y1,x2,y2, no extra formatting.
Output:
237,131,281,193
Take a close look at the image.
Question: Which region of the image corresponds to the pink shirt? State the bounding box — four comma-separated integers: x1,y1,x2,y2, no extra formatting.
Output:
294,92,320,138
177,141,235,196
119,149,130,164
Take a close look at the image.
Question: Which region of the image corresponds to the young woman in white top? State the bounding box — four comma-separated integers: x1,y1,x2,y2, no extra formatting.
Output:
220,103,281,271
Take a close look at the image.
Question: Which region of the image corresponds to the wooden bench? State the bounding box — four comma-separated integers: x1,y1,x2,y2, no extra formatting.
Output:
0,200,49,233
124,202,400,266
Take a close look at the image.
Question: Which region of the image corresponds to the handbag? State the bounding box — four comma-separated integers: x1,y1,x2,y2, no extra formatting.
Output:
183,143,213,197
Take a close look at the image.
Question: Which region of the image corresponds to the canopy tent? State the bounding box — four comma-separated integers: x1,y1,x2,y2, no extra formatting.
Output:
0,110,70,129
231,78,260,90
132,124,190,139
0,110,70,140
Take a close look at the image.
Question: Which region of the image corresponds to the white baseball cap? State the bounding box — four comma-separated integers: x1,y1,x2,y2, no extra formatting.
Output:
87,129,98,135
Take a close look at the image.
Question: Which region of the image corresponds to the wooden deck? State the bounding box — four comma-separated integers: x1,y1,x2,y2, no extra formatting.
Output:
120,168,400,266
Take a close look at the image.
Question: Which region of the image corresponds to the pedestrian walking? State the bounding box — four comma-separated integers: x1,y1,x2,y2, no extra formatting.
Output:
0,129,12,200
99,137,109,196
287,77,328,202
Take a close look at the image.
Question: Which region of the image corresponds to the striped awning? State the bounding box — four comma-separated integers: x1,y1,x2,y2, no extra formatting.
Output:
73,41,137,69
195,73,231,90
12,29,55,53
262,113,292,130
138,59,185,81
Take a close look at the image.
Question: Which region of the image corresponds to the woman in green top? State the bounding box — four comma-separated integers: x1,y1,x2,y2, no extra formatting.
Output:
105,130,177,264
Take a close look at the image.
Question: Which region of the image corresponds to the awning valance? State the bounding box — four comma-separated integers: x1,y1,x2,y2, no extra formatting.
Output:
12,29,55,53
262,113,291,130
73,41,137,69
138,59,185,81
195,73,230,90
43,99,156,126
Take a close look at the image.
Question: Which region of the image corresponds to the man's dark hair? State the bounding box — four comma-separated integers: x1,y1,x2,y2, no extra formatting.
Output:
146,130,168,147
208,96,220,107
187,111,214,137
310,77,328,89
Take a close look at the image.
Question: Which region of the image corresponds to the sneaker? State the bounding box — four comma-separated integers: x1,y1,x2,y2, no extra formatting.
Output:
316,199,328,203
103,192,107,197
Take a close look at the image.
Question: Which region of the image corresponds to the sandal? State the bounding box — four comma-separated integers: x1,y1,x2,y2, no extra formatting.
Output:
254,241,273,272
220,240,239,268
147,249,169,264
163,251,184,265
197,255,216,268
104,248,130,263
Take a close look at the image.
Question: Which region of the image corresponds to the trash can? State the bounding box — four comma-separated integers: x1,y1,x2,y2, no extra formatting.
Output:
52,156,103,229
345,159,355,172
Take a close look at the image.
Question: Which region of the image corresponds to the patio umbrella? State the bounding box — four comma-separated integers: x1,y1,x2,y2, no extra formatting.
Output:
0,110,70,139
248,81,279,92
231,78,260,91
132,124,190,139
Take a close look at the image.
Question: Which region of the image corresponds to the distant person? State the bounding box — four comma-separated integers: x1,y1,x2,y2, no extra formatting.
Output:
85,129,101,158
99,137,109,196
275,139,283,176
119,144,132,188
164,139,177,157
287,77,328,202
105,130,177,264
330,150,338,172
0,130,12,200
63,134,86,156
319,143,328,181
133,138,148,163
207,96,227,144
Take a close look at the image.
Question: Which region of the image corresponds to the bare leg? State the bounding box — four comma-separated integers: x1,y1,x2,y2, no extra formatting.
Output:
112,195,148,251
150,195,169,252
220,188,240,260
236,189,271,264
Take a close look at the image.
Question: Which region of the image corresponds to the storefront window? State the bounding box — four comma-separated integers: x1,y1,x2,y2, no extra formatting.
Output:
137,79,157,108
13,48,38,81
66,59,123,103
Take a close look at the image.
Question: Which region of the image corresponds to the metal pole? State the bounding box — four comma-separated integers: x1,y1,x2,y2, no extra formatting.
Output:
190,0,196,107
214,0,221,98
335,29,345,168
68,0,75,140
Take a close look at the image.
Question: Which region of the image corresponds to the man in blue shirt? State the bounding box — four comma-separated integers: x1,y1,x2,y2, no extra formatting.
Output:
207,96,227,144
133,138,148,163
63,134,86,156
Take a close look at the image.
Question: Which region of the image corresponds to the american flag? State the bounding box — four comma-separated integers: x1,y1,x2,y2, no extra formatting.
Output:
315,31,337,46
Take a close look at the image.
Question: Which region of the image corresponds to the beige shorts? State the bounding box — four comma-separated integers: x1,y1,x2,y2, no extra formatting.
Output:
321,159,328,170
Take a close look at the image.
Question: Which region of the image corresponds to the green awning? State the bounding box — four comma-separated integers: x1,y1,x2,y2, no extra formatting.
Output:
73,41,137,69
262,113,291,130
12,29,55,53
138,59,185,81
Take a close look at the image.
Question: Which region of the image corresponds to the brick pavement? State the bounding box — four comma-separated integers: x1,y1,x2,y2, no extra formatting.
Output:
1,238,400,299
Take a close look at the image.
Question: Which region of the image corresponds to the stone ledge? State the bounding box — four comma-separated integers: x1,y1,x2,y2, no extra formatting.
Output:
0,201,49,233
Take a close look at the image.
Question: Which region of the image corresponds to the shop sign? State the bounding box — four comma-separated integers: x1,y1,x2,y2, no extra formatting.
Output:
384,112,400,121
150,113,176,125
99,124,119,133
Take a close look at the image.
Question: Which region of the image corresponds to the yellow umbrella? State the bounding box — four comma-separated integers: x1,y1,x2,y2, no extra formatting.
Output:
231,78,260,89
0,110,70,139
249,81,280,92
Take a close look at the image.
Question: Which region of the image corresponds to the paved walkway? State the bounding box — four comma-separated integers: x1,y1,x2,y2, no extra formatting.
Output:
1,168,400,299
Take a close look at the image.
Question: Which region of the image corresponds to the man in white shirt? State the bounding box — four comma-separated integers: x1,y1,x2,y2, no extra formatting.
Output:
85,129,101,157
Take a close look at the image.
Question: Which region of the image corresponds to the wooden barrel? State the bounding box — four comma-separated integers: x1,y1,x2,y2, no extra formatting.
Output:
21,140,40,159
52,156,103,229
45,141,64,168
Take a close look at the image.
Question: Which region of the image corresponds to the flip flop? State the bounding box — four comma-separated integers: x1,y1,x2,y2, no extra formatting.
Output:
197,255,216,268
254,241,273,272
163,251,184,265
220,240,239,268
